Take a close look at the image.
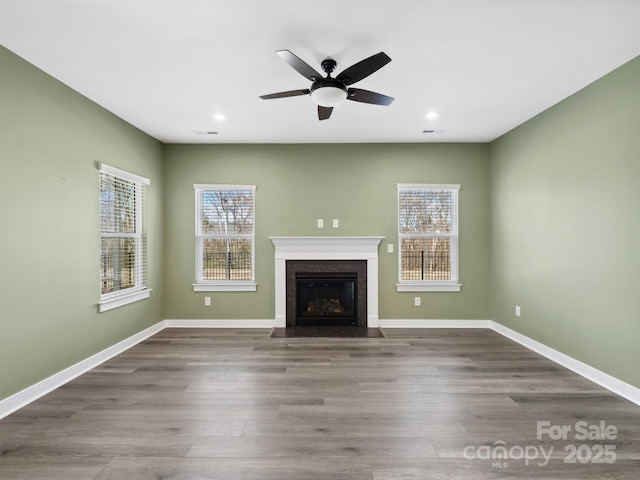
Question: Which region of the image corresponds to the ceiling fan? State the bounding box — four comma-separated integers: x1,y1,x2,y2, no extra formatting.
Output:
260,50,394,120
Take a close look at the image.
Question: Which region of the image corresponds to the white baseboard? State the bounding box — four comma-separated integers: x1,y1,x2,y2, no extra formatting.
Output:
379,319,492,328
0,321,165,420
3,318,638,419
490,321,640,406
164,319,276,328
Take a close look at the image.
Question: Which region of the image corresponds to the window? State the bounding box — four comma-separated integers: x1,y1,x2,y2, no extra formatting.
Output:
99,164,150,312
194,185,256,291
397,184,461,292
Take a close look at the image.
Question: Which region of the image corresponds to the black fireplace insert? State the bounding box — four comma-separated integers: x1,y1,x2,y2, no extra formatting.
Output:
286,260,367,327
295,272,357,326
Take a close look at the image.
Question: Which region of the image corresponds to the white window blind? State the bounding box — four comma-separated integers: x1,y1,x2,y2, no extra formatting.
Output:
397,184,460,291
194,185,256,291
99,164,150,311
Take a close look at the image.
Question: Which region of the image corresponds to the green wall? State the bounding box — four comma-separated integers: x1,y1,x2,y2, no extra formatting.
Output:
162,143,491,321
2,41,637,404
490,56,640,388
0,47,165,400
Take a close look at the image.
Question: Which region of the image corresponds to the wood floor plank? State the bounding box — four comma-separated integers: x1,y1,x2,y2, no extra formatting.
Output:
94,457,374,480
0,458,111,480
11,416,248,438
0,434,195,458
186,435,439,458
241,417,468,437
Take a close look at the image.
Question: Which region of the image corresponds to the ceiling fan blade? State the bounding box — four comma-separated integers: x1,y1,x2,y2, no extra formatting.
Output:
347,88,394,106
276,50,323,81
336,52,391,85
318,106,333,120
260,89,310,100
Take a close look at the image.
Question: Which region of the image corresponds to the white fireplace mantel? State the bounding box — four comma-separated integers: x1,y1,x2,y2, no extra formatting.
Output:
269,236,384,328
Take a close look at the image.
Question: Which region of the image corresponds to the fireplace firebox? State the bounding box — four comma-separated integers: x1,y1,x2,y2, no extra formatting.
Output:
286,260,367,327
296,272,357,326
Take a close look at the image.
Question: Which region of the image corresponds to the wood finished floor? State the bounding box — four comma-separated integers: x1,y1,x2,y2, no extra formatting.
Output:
1,328,639,479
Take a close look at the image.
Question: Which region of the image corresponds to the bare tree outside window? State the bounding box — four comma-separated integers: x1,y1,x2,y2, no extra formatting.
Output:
99,164,149,310
398,185,459,283
100,177,138,293
196,186,255,283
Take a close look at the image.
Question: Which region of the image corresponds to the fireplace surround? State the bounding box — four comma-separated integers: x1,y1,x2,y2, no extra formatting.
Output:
269,236,384,328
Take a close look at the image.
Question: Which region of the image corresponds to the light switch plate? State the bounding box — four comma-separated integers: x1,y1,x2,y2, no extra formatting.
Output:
317,219,323,228
387,244,394,253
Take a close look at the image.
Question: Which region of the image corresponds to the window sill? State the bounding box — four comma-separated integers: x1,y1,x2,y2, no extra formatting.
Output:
193,282,257,292
99,288,151,312
396,283,461,292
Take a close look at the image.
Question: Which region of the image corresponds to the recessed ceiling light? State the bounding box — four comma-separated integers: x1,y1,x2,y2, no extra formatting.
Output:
425,111,438,120
213,113,226,121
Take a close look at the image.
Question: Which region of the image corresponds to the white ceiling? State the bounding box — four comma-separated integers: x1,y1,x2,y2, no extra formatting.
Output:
1,0,638,144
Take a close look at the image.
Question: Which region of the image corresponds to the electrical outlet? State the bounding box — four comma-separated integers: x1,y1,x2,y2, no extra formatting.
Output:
205,296,211,306
387,244,394,253
515,305,521,317
414,296,421,307
332,219,339,228
317,219,323,228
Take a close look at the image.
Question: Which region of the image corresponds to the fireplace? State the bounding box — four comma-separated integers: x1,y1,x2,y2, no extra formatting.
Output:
286,260,367,327
269,236,384,328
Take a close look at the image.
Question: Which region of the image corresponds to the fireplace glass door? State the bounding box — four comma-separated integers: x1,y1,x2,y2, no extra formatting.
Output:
295,272,357,326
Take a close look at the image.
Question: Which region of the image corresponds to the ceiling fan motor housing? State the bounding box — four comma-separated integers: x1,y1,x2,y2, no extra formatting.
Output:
320,58,338,75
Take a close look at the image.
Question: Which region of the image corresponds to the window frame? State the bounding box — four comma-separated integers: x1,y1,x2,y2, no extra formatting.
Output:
98,163,151,312
397,183,461,292
193,184,257,292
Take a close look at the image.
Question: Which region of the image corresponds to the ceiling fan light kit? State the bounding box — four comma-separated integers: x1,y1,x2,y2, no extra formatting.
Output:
260,49,394,120
310,83,348,107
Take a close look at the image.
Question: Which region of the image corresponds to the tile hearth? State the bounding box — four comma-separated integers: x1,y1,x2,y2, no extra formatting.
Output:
269,327,385,338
